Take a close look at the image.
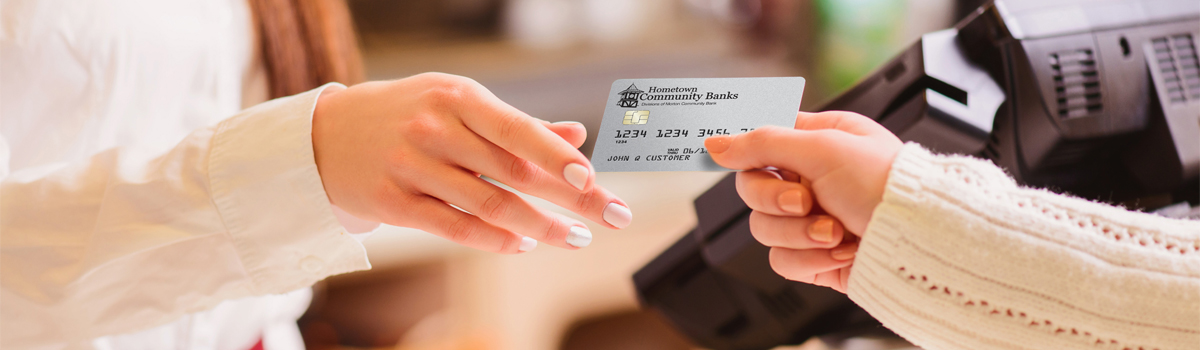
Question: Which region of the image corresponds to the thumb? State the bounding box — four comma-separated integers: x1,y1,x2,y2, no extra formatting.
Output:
704,126,852,180
794,111,890,136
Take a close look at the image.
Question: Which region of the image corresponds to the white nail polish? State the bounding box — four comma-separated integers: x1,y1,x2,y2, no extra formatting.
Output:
518,236,538,252
563,163,589,191
603,203,633,229
566,226,592,248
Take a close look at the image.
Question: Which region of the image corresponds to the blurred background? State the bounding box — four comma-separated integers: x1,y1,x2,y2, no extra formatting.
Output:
299,1,978,349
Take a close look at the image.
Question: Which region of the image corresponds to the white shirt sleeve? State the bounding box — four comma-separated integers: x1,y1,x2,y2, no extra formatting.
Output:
0,83,372,348
847,143,1200,350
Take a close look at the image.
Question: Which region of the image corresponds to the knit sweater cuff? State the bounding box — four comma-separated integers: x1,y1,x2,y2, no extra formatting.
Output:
845,143,1200,350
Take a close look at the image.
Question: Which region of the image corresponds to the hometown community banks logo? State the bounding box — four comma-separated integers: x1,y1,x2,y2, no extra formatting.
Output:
615,82,727,111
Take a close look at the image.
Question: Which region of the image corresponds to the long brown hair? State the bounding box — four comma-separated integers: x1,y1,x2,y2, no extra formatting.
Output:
248,0,365,99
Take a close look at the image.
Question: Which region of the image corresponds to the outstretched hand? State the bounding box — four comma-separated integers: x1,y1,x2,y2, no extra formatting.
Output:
705,111,903,292
312,73,633,254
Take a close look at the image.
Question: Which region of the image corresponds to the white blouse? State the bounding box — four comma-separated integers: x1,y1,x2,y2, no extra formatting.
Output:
1,0,374,349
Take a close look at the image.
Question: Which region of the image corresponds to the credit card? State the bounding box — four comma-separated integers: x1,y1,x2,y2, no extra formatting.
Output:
591,77,805,172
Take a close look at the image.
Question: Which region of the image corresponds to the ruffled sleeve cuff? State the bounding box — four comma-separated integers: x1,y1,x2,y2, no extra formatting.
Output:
208,83,371,294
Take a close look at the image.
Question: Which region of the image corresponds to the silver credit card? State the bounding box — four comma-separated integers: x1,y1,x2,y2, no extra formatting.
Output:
591,77,805,172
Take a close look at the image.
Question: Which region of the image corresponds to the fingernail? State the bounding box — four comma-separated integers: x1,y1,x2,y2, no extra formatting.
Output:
704,135,733,153
809,217,834,243
831,243,858,260
778,189,809,215
552,121,583,126
566,226,592,248
563,163,590,191
518,236,538,252
603,202,633,229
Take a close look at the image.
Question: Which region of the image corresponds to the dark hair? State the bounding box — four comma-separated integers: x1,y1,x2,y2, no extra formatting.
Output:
248,0,364,99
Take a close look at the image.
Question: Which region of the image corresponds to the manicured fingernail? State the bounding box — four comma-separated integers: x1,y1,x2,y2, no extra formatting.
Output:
704,135,733,153
603,202,633,228
518,236,538,252
809,218,834,243
553,121,583,126
778,189,809,215
831,243,858,260
563,163,590,191
566,226,592,248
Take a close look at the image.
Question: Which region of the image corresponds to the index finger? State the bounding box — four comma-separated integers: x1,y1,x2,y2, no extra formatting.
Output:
736,169,813,216
458,86,595,193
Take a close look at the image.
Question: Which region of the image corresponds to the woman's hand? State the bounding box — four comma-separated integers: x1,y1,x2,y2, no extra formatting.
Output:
703,111,902,291
311,73,632,253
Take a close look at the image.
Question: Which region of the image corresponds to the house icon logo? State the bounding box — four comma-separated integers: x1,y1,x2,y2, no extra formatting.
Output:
617,84,643,108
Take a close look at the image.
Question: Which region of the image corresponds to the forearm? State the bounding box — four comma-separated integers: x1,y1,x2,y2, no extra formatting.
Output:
848,143,1200,350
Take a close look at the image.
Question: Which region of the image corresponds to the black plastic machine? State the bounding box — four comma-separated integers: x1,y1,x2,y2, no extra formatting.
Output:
633,0,1200,348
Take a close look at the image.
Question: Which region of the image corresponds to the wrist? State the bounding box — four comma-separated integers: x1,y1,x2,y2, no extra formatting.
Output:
311,84,347,205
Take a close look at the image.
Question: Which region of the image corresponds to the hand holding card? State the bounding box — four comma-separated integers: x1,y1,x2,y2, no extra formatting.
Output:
704,111,903,292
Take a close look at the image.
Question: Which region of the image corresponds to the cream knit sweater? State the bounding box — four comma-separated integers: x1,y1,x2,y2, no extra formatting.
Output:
848,143,1200,350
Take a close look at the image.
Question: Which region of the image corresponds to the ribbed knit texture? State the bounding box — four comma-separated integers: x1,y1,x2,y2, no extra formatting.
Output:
847,143,1200,350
